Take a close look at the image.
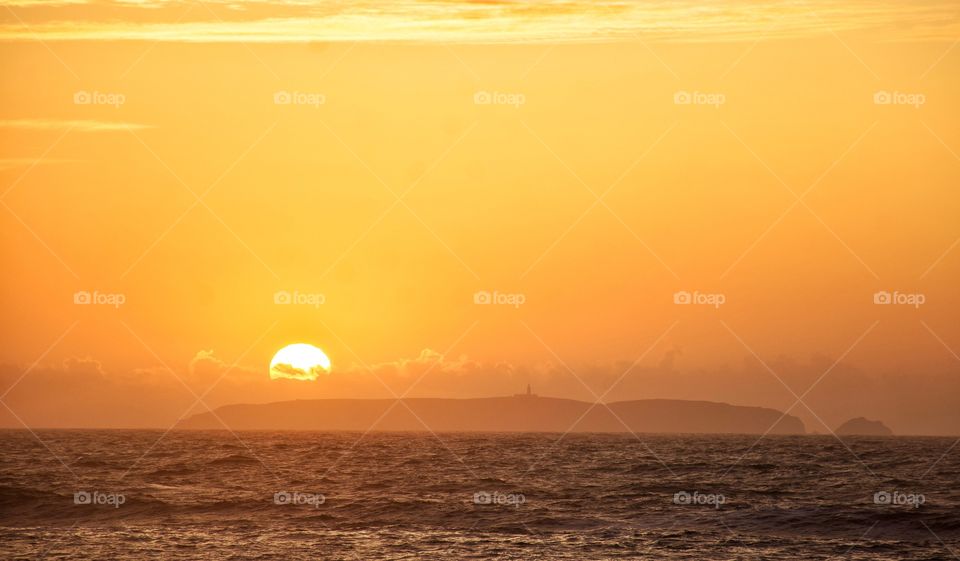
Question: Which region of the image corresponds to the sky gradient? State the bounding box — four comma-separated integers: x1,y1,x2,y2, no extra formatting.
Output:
1,0,958,434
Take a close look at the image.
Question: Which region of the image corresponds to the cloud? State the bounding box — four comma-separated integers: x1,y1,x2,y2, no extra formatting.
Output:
189,349,226,376
0,119,153,132
361,348,476,379
1,350,958,434
187,349,261,389
0,1,956,43
269,362,322,381
0,0,90,5
61,356,105,377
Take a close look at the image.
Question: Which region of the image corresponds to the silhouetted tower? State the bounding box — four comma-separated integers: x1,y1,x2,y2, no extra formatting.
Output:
526,384,531,396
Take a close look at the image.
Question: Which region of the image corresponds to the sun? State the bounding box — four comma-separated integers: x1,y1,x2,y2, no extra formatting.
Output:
269,343,331,381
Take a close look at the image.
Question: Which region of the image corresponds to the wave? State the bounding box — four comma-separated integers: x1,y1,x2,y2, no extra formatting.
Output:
208,454,259,466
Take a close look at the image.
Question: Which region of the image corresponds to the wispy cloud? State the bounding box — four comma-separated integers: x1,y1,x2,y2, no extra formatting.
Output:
0,119,153,131
0,0,957,43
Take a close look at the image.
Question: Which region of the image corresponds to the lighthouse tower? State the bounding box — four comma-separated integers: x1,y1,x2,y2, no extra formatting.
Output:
515,384,537,398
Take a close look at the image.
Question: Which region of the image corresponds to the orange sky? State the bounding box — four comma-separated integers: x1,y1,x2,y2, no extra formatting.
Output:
1,1,958,434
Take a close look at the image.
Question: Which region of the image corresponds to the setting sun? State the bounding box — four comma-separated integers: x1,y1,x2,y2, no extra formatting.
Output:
269,344,331,381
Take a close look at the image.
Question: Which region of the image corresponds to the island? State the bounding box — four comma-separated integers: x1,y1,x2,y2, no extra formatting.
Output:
177,393,806,434
835,417,893,436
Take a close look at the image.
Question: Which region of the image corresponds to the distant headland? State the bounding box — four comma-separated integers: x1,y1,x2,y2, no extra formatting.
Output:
177,392,807,434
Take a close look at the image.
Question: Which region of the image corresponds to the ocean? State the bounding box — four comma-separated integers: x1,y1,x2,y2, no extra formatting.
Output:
1,430,958,559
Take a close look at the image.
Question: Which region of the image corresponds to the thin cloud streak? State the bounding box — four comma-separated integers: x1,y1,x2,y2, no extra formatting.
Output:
0,119,154,131
0,1,957,43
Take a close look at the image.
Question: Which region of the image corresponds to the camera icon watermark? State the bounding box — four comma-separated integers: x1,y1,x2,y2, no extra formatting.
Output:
873,490,925,508
273,491,325,508
673,290,725,308
672,490,726,509
473,490,525,508
73,90,126,108
473,90,526,108
473,290,525,308
873,90,925,108
674,90,725,108
273,90,326,108
273,290,325,308
73,290,126,308
74,490,126,508
873,290,924,308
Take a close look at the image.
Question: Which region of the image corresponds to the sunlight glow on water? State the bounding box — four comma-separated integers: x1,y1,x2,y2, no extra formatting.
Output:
1,431,958,559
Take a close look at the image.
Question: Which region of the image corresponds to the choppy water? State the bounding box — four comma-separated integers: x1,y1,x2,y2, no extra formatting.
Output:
1,430,958,559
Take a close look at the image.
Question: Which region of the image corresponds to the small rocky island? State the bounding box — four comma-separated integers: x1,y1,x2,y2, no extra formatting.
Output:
835,417,893,436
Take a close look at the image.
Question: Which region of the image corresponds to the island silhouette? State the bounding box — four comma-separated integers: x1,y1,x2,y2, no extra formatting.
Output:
178,392,807,434
835,417,894,436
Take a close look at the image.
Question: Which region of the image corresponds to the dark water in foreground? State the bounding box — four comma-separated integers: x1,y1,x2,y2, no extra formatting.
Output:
1,431,958,560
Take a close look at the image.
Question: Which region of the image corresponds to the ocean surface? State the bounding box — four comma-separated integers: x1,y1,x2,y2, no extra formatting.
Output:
1,430,958,560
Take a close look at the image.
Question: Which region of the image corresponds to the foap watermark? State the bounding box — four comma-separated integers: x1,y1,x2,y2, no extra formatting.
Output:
74,490,125,508
473,290,525,308
873,290,924,308
274,290,325,308
674,90,725,108
474,90,525,108
874,491,925,508
473,491,525,508
274,90,326,108
873,90,925,108
74,290,125,308
673,490,726,509
273,491,325,508
74,90,126,108
673,290,725,308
